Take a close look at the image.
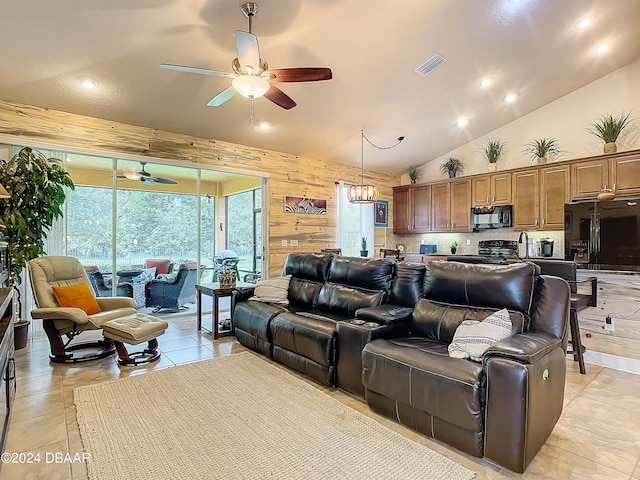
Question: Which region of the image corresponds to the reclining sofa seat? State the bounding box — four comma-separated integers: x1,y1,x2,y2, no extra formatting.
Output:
233,253,396,386
361,261,570,473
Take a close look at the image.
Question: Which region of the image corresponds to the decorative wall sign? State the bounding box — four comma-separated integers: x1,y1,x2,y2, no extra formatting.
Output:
374,200,388,227
284,196,327,214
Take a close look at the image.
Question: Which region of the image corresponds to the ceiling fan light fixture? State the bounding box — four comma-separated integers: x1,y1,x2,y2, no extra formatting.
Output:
123,170,142,180
232,75,270,99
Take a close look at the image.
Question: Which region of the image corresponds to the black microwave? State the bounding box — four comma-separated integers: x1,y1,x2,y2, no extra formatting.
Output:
470,205,513,230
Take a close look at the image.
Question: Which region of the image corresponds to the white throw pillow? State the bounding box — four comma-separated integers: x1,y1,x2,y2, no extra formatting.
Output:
448,308,513,362
249,275,292,305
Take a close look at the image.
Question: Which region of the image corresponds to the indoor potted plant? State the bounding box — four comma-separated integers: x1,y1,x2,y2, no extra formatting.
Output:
450,241,458,254
482,139,505,172
0,147,74,349
523,137,562,164
408,168,421,184
439,156,464,178
586,111,633,154
360,236,368,257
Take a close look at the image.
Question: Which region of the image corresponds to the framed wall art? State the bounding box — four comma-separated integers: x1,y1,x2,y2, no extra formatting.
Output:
374,200,388,227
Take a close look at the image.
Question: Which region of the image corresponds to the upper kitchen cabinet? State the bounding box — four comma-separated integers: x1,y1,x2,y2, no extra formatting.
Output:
393,184,431,234
450,179,472,232
431,182,451,232
512,169,540,230
571,152,640,200
471,173,511,207
539,165,570,230
611,155,640,197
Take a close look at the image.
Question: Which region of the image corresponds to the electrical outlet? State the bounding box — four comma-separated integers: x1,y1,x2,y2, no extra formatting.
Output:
290,240,298,246
466,239,471,246
281,240,287,246
604,315,615,332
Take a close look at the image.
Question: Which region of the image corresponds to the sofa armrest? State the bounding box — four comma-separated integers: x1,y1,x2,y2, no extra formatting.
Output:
355,304,413,324
483,332,566,472
483,332,562,365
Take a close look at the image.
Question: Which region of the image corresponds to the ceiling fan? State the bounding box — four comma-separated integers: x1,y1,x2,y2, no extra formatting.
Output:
160,2,332,110
118,162,177,186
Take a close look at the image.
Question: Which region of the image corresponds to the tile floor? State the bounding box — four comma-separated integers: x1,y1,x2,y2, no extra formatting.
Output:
2,312,640,479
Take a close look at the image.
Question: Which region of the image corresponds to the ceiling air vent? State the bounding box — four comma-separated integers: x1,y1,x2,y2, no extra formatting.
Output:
414,54,447,77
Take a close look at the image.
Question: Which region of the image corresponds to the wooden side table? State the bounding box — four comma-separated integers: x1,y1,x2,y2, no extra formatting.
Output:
196,282,254,339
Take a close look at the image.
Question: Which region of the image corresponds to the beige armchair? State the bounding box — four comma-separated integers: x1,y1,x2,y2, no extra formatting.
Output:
28,256,138,363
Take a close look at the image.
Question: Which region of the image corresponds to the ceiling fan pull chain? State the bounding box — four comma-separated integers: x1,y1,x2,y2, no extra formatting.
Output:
249,97,254,130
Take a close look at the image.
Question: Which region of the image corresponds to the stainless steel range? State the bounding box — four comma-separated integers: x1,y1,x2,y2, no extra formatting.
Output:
447,239,520,265
478,240,519,259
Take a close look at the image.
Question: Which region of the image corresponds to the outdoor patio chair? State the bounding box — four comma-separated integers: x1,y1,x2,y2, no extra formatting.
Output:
145,265,198,313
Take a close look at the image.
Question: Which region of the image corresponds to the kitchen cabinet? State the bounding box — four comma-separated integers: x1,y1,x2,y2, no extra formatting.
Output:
471,173,511,207
611,155,640,197
512,169,539,230
570,154,640,200
392,184,431,234
450,179,472,231
431,183,450,231
539,165,570,230
571,159,609,200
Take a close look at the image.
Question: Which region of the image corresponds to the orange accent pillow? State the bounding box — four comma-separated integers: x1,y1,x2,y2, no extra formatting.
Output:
52,282,102,315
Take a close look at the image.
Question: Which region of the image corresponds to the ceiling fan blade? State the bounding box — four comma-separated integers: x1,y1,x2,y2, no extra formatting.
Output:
152,177,178,185
207,86,237,107
264,85,297,110
269,68,333,82
160,63,235,78
235,31,260,72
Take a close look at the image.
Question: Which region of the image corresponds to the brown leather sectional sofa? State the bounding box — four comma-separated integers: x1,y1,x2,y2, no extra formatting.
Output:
232,253,571,473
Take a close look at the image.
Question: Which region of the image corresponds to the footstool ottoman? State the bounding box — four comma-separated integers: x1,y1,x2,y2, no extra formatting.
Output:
102,313,168,366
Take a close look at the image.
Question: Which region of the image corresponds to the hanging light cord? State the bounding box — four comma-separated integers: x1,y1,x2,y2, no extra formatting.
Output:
360,129,404,183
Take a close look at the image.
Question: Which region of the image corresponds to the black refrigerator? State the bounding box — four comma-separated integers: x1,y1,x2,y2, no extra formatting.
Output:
565,199,640,271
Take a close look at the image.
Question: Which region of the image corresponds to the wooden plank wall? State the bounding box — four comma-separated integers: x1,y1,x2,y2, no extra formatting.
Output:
0,100,399,276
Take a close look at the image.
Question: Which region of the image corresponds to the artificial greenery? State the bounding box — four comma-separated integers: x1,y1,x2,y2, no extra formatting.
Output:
586,111,633,143
0,147,74,287
482,139,505,163
361,236,368,250
439,157,464,177
523,137,561,164
408,168,421,182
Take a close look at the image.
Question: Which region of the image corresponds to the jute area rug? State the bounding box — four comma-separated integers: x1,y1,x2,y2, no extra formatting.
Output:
75,352,475,480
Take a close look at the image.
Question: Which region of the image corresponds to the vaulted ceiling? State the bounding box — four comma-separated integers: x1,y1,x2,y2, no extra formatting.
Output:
1,0,639,174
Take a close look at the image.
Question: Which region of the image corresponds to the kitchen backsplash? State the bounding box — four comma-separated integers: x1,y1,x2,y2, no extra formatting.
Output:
387,229,565,258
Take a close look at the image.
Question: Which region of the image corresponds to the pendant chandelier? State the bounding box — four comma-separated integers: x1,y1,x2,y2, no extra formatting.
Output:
347,129,404,204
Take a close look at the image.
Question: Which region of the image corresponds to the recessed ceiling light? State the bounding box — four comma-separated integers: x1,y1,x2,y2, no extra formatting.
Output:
504,93,517,103
78,76,98,89
258,122,271,130
478,77,493,88
457,119,468,127
594,43,610,55
575,15,594,29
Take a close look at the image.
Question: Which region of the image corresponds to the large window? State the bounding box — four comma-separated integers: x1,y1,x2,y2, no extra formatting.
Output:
337,182,374,257
66,186,214,271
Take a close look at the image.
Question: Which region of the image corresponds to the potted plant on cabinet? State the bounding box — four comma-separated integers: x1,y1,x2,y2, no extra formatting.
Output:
523,137,562,165
450,241,458,254
439,156,464,178
408,168,421,184
0,147,74,349
360,237,368,257
586,111,633,154
482,139,505,172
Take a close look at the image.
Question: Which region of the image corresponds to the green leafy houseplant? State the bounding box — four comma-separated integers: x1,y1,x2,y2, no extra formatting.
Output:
0,147,74,319
586,111,633,153
360,236,368,257
408,168,421,184
450,241,458,254
439,157,464,178
523,137,561,164
483,139,505,164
